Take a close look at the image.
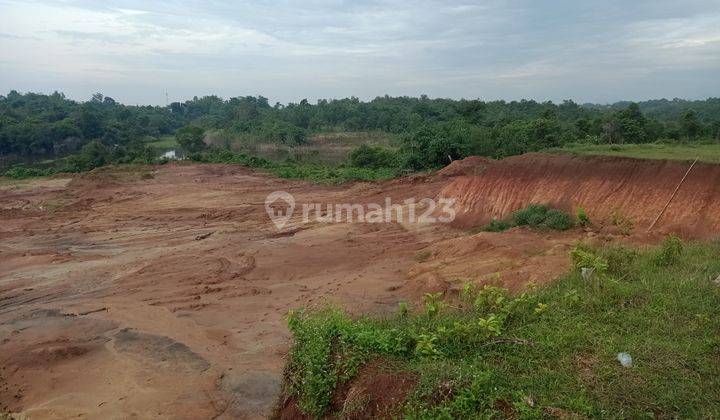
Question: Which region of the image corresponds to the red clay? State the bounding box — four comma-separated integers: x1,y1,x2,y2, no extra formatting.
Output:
440,153,720,237
1,154,715,419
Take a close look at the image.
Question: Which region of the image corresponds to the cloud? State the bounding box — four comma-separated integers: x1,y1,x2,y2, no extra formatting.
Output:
0,0,718,104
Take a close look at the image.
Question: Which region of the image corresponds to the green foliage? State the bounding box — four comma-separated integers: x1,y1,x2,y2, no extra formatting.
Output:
348,144,398,169
654,235,684,266
2,165,56,179
192,148,399,184
512,204,574,230
175,125,206,153
284,241,720,418
570,245,610,279
479,205,574,233
576,206,590,227
65,140,111,172
482,219,513,232
398,301,409,317
3,92,720,167
423,292,446,317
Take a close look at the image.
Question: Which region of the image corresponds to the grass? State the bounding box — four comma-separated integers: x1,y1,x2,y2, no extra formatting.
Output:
548,142,720,164
147,135,179,149
282,238,720,418
194,148,401,184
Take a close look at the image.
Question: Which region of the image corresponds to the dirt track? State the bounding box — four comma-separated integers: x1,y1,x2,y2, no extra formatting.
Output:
0,155,702,419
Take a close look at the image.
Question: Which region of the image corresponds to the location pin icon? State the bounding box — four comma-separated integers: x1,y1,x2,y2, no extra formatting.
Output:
265,191,295,230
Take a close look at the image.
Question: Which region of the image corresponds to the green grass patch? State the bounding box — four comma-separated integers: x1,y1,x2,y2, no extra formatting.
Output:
549,142,720,164
2,165,58,179
194,148,401,184
147,135,179,149
283,238,720,418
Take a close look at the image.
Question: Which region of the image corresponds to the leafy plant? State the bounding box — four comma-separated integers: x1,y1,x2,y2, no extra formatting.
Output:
415,332,443,358
654,235,683,266
570,245,609,279
423,292,446,317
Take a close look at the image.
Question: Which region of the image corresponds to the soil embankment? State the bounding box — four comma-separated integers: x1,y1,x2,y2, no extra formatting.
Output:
441,153,720,237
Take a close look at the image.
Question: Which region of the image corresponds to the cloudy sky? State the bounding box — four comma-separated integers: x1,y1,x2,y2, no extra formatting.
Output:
1,0,719,105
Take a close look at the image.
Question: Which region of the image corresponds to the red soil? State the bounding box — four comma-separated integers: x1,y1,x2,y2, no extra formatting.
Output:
2,154,715,419
440,153,720,237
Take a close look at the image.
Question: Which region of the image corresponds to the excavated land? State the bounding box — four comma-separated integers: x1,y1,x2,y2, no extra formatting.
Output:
442,153,720,236
1,153,715,419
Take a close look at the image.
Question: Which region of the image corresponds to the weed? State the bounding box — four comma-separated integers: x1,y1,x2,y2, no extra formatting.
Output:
398,301,409,317
654,235,683,266
576,206,590,227
611,208,634,235
423,292,446,317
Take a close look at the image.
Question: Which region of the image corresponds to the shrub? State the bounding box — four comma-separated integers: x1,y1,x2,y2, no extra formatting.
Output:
3,165,56,179
175,125,206,153
543,209,574,230
576,206,590,227
512,204,573,230
348,144,398,169
654,235,683,266
65,140,111,172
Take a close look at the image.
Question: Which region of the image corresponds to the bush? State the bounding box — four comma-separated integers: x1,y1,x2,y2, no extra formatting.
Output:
654,235,683,266
543,209,574,230
3,165,56,179
348,144,398,169
175,125,206,153
512,204,573,230
576,206,590,227
65,140,111,172
482,219,513,232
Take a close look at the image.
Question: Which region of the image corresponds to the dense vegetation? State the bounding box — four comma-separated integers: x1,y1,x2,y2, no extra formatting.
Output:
2,91,720,176
282,238,720,418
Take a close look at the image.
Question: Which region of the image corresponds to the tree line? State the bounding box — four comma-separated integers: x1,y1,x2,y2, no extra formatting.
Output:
2,90,719,171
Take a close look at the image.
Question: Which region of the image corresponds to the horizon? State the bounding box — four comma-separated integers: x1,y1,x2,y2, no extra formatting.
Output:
1,0,719,106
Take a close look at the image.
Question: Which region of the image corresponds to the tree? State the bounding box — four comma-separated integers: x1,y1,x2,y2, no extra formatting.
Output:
175,125,205,153
681,110,703,140
66,140,110,172
601,121,622,144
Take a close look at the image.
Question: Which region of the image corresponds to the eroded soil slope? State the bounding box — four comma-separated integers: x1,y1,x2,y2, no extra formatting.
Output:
442,153,720,236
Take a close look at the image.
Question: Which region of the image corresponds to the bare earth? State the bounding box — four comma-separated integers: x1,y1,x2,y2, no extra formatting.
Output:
0,162,632,419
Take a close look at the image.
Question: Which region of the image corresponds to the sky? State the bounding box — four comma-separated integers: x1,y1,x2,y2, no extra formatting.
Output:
1,0,719,105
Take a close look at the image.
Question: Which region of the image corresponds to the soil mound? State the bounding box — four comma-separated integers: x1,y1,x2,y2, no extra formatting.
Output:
437,156,492,177
440,153,720,237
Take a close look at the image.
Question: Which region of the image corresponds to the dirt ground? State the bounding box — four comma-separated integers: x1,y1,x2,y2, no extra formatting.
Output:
0,160,660,419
